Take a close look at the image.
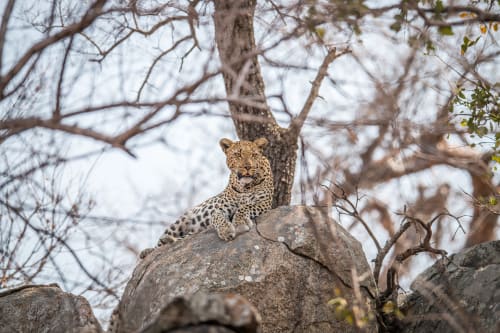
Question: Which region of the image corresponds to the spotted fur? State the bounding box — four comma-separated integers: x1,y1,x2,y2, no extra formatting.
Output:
139,138,273,259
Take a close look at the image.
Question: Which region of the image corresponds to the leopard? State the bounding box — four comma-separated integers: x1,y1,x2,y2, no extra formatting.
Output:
139,137,274,259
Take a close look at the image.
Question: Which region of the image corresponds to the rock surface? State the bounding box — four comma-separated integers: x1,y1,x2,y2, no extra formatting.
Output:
401,240,500,333
0,283,103,333
112,205,377,333
140,292,260,333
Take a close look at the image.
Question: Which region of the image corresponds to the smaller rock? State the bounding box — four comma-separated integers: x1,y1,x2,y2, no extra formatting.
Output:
0,283,103,333
139,292,261,333
401,240,500,333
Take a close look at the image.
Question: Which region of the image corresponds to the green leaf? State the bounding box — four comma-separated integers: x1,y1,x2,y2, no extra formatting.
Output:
461,36,470,55
425,40,435,54
438,26,454,36
315,27,325,39
435,0,444,13
390,21,402,32
328,297,347,307
461,44,468,55
383,301,396,314
477,126,488,136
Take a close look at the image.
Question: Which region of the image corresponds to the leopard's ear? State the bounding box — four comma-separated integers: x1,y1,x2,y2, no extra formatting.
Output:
219,138,234,152
253,137,268,150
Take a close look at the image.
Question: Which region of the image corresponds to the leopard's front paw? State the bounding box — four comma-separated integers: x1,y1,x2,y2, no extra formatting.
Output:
236,225,250,234
217,224,236,241
139,248,154,259
159,233,178,245
235,220,252,234
233,215,253,230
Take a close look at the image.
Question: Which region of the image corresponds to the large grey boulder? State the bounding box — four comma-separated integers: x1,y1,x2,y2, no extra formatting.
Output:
401,240,500,333
0,283,103,333
112,205,377,333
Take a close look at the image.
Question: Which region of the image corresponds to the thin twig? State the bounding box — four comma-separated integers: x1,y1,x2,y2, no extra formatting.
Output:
289,47,350,135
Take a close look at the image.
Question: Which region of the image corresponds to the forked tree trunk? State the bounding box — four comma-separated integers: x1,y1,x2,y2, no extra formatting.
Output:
213,0,298,208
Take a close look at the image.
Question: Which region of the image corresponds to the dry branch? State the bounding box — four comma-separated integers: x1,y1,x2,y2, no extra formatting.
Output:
289,47,350,135
0,0,107,97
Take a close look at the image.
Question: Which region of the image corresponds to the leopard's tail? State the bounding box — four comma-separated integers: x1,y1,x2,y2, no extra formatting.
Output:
160,214,191,243
138,216,185,259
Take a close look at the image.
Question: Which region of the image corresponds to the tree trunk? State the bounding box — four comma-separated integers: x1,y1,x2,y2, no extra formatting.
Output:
213,0,298,208
465,154,498,247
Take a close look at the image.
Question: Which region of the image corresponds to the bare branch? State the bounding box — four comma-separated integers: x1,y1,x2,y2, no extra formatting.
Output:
54,36,74,119
324,184,381,251
1,117,136,157
289,47,349,135
135,35,192,102
414,4,500,27
0,0,16,73
1,198,118,298
0,0,107,97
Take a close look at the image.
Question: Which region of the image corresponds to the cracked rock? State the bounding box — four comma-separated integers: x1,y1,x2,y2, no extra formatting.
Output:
112,206,377,333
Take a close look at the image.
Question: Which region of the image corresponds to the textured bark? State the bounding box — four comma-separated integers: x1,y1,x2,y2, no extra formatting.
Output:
465,155,498,247
265,131,298,208
213,0,297,208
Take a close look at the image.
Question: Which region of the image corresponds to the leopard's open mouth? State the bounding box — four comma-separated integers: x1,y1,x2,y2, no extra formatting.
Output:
237,173,255,185
237,172,255,179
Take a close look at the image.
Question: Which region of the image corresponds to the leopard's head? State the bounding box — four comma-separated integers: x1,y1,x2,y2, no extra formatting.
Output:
220,137,270,188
